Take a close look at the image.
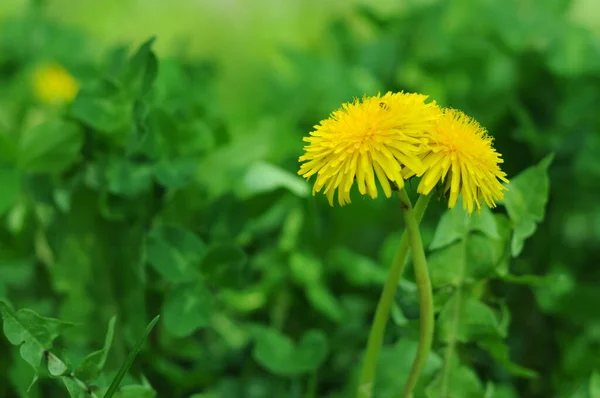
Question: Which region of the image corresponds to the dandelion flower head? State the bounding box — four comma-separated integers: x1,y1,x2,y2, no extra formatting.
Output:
33,63,79,105
416,108,509,214
298,92,439,206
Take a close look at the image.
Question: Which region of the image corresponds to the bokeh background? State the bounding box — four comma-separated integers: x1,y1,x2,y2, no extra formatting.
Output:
1,0,600,397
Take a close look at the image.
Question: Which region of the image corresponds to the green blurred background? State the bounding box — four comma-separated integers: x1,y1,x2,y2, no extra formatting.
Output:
1,0,600,397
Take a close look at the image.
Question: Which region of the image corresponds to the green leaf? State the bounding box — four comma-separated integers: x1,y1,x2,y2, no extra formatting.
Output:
426,356,484,398
96,384,156,398
305,283,344,323
374,340,442,397
470,207,500,240
429,234,498,288
239,161,309,198
219,288,266,313
0,302,72,373
18,119,83,173
0,166,20,215
0,254,35,297
70,96,131,134
211,313,250,350
103,315,160,398
153,159,197,189
242,195,295,239
428,244,463,288
278,206,304,252
252,327,328,376
485,383,520,398
99,385,156,398
429,208,469,250
534,266,576,313
437,296,505,343
144,109,208,158
9,351,41,397
430,206,499,250
502,154,553,256
106,159,153,197
497,273,550,286
465,235,499,280
163,283,213,338
328,247,388,286
146,225,206,283
201,243,247,287
491,213,512,277
289,252,322,286
74,316,116,384
62,376,90,398
122,38,158,97
590,371,600,398
479,339,538,378
0,132,18,164
47,352,69,377
391,303,409,326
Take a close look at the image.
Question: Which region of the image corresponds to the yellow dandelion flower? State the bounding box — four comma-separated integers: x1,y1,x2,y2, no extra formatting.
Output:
33,63,79,105
298,92,440,206
416,108,509,214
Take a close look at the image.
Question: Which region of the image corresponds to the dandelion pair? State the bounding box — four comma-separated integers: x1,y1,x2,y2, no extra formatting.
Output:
297,92,508,397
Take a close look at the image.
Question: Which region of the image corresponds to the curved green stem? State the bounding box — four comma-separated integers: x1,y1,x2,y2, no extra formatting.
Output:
397,189,434,398
357,194,432,398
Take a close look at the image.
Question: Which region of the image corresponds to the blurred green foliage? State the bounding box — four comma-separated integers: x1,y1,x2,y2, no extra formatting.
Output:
0,1,599,397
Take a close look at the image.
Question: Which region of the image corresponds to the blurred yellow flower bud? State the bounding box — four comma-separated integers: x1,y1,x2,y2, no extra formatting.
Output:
33,63,79,105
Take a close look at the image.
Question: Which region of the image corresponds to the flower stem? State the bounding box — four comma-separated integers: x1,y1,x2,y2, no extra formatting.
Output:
398,189,434,398
357,194,431,398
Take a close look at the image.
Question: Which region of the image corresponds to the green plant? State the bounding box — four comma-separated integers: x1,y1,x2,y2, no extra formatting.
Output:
1,1,598,397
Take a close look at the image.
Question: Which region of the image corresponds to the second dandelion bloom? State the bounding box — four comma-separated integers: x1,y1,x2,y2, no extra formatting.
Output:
298,92,439,206
417,108,509,214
